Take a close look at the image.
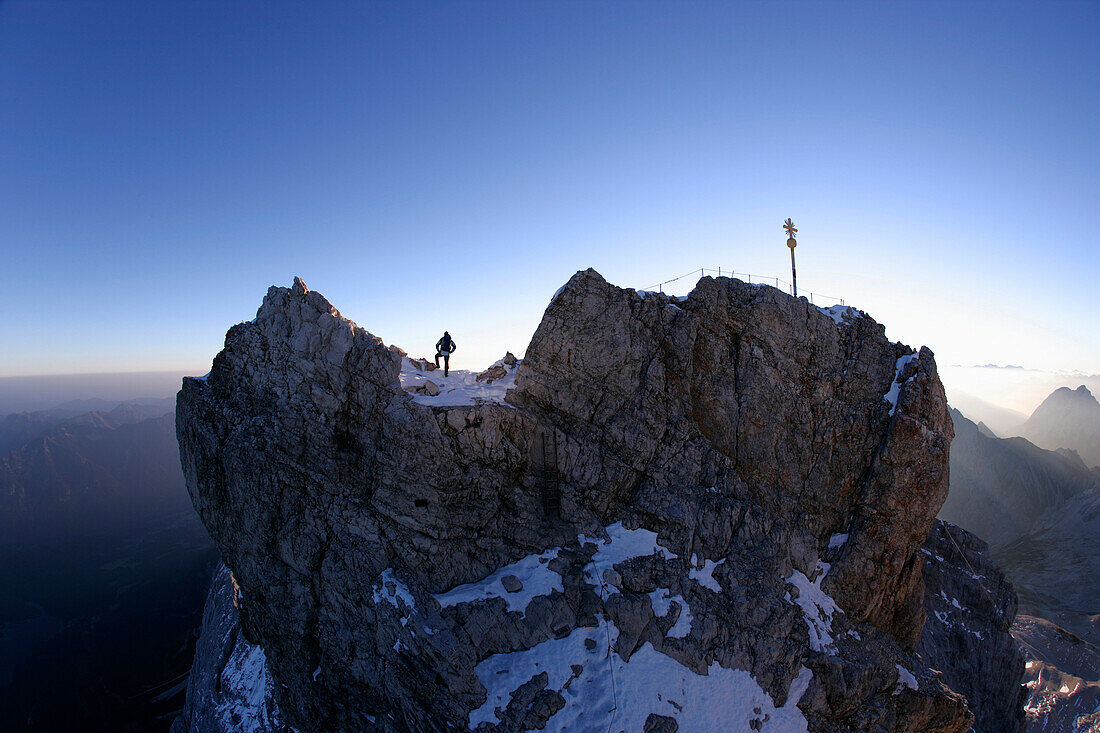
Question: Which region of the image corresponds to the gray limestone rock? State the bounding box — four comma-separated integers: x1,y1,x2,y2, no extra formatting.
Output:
918,520,1026,732
172,565,284,733
176,270,1020,732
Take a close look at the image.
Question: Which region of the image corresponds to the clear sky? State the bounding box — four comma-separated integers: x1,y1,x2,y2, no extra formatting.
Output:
1,1,1096,412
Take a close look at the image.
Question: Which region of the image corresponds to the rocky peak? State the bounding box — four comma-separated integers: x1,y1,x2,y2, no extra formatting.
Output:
176,270,1020,732
1021,383,1100,468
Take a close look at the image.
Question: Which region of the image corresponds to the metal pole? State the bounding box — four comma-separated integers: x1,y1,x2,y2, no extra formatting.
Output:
790,247,797,297
783,218,798,297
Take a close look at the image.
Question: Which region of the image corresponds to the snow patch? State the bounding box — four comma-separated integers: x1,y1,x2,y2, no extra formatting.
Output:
215,638,280,731
372,568,417,622
884,353,920,415
894,664,919,694
469,616,811,731
818,304,860,325
688,554,725,592
648,588,693,638
827,533,849,549
785,561,842,653
399,356,519,407
580,521,678,589
434,548,562,614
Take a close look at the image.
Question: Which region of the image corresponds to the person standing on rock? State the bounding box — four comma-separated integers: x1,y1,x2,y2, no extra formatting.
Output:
435,331,456,377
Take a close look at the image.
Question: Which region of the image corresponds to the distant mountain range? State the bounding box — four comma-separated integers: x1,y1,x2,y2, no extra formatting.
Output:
945,398,1100,732
941,407,1097,549
0,397,183,548
1020,385,1100,468
947,390,1029,437
0,397,218,731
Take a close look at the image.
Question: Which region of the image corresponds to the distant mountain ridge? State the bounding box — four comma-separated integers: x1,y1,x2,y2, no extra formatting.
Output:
1020,385,1100,468
948,390,1028,437
0,396,218,731
0,401,186,548
940,408,1097,549
944,405,1100,731
0,398,174,455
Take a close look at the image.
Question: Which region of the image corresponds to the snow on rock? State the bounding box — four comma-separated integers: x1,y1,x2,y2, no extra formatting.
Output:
827,533,849,549
785,561,842,653
214,637,280,732
817,304,862,325
173,565,284,733
399,356,519,407
648,588,693,638
688,553,726,592
434,548,563,614
884,353,920,416
580,521,678,589
372,568,417,624
469,616,812,732
894,664,919,694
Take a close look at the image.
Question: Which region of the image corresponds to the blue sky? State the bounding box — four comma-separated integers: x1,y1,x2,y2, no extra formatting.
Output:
1,1,1096,410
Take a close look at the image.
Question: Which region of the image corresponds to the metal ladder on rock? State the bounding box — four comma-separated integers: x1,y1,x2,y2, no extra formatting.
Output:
541,430,561,517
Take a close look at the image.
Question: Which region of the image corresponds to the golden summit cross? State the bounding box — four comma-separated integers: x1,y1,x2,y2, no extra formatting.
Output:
783,218,797,239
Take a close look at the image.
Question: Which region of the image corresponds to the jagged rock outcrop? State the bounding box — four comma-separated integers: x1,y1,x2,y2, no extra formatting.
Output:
1012,615,1100,732
918,520,1027,732
177,270,1018,732
172,564,283,733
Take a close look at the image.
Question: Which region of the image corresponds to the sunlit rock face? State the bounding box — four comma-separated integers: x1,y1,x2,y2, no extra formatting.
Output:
177,270,1021,732
1011,614,1100,733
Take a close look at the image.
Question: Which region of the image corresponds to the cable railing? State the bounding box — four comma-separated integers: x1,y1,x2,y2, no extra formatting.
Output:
640,266,845,307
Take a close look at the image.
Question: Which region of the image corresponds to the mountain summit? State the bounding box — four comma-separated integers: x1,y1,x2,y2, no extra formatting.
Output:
174,272,1023,732
1020,385,1100,468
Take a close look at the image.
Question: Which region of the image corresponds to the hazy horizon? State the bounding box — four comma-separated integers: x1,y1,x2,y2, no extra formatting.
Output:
2,340,1097,420
0,370,201,415
1,1,1096,417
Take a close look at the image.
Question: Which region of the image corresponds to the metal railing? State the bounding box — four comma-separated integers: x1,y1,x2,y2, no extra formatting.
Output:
640,267,845,307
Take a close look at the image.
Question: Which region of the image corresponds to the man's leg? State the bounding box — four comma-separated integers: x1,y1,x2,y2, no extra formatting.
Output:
435,352,442,369
444,353,449,377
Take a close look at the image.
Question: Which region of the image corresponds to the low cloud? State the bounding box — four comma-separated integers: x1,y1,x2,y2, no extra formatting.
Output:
947,364,1100,378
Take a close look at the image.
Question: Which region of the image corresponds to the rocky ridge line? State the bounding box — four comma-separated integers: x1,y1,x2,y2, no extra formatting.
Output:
176,271,1024,731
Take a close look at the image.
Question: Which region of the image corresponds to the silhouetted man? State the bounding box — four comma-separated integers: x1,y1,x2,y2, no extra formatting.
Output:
435,331,456,377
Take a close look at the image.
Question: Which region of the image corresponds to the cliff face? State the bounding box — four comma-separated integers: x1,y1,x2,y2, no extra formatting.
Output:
177,271,1019,732
918,520,1027,733
171,564,282,733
